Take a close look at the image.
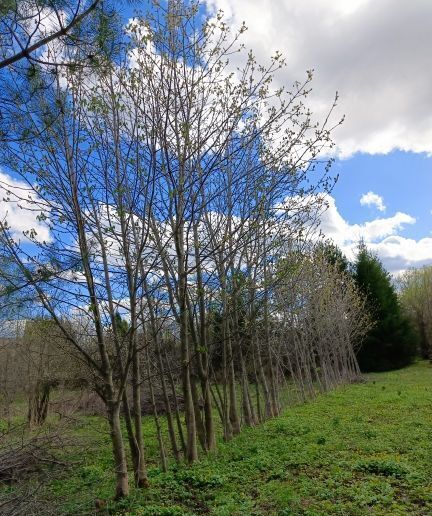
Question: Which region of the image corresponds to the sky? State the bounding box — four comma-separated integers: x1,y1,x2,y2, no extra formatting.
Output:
2,0,431,277
203,0,432,275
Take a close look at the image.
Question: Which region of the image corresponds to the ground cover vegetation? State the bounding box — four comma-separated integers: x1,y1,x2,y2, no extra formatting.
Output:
2,362,432,515
0,0,423,513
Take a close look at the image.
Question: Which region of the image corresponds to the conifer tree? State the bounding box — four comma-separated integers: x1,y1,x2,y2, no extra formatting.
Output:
353,243,417,371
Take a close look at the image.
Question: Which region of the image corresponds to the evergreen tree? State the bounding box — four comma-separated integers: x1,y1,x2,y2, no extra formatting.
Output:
316,241,349,274
353,243,417,371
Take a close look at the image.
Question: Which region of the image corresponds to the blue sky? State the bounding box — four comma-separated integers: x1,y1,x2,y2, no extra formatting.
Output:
202,0,432,274
1,0,431,276
333,152,432,241
322,151,432,273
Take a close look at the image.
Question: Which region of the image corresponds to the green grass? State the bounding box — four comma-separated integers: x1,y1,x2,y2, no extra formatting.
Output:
3,362,432,515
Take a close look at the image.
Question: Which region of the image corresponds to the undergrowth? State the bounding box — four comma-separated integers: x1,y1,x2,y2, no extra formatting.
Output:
2,362,432,515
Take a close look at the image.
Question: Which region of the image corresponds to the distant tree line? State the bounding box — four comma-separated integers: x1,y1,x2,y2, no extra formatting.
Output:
399,266,432,362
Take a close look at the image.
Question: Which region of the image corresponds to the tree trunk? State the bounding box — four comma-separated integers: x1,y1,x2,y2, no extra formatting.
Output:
164,348,187,454
191,372,208,452
179,263,198,462
27,381,51,427
156,343,181,461
146,348,168,472
132,349,149,488
107,402,129,499
121,391,140,480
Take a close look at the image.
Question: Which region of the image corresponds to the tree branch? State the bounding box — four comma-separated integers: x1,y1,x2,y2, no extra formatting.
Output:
0,0,100,69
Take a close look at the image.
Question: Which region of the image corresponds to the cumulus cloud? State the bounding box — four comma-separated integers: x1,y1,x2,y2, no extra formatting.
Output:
316,194,430,274
369,236,432,275
204,0,432,157
360,191,386,212
319,195,414,248
0,171,51,243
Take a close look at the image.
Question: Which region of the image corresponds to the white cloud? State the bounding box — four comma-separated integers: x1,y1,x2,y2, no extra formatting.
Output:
204,0,432,157
319,195,414,249
316,194,431,274
360,191,386,212
369,236,432,274
0,172,51,243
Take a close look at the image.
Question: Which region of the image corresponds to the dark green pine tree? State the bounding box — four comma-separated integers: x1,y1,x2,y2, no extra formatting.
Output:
353,243,418,371
316,241,349,274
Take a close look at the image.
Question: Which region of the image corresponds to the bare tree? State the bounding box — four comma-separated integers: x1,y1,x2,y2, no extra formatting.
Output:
399,266,432,361
0,0,363,502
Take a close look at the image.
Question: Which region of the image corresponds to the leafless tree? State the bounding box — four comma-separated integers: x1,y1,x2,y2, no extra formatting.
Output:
0,0,368,502
399,266,432,360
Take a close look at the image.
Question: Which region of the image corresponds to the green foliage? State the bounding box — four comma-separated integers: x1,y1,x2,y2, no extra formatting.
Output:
175,469,225,489
135,506,189,516
353,458,410,479
94,7,123,61
353,244,418,371
3,363,432,515
23,317,57,337
316,241,349,274
114,311,129,337
0,0,15,16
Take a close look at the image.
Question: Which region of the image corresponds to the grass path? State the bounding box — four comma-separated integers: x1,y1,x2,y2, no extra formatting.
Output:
120,362,432,515
6,362,432,515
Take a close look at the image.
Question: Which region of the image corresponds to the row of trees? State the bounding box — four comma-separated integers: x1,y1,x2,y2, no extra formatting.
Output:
399,266,432,361
0,0,384,501
3,244,418,439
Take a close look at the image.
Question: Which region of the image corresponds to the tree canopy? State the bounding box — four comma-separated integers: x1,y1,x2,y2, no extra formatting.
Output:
353,244,417,371
399,266,432,361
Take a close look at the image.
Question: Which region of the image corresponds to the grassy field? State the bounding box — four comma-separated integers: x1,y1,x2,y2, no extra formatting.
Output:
3,361,432,515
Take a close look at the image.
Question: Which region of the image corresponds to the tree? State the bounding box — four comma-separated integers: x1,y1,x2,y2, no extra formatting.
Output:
0,0,347,500
0,1,104,70
24,319,60,427
0,0,129,144
274,245,369,398
399,266,432,361
353,244,417,371
316,240,349,274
